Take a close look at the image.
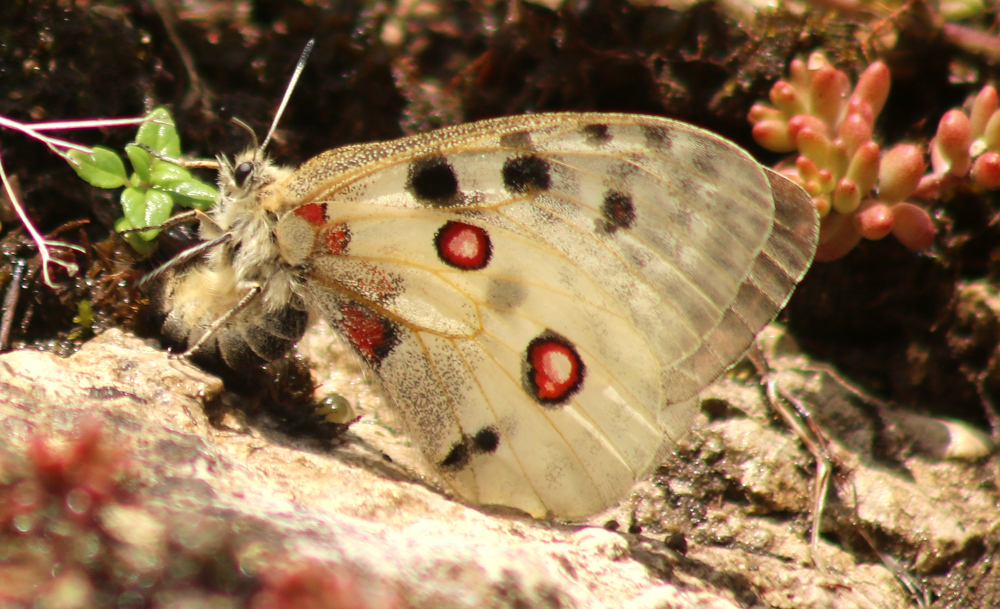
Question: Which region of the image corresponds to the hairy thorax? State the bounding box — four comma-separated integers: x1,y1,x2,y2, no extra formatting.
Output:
155,154,309,369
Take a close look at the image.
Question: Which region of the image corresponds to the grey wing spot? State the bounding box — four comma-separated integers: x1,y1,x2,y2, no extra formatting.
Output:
641,124,673,151
486,278,529,311
581,123,612,147
691,145,720,178
597,189,636,234
500,130,534,150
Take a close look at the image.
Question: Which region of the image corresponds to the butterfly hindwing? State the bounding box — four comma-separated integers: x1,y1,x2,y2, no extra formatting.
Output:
297,211,667,516
271,113,817,518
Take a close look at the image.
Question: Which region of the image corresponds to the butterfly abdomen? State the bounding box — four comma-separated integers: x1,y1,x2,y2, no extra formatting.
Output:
154,261,308,369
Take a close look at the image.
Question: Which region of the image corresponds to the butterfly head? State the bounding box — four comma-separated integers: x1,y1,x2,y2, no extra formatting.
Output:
218,145,265,193
214,33,311,216
217,39,314,210
216,146,293,218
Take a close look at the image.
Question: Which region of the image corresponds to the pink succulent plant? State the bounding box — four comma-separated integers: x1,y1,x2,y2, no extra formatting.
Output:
918,85,1000,196
749,53,935,261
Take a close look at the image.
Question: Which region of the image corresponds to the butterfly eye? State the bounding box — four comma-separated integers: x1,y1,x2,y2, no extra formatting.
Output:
234,161,254,187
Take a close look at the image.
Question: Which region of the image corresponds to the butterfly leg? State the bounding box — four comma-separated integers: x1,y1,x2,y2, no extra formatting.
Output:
763,378,833,570
746,345,834,569
138,233,233,289
170,283,263,360
119,208,221,236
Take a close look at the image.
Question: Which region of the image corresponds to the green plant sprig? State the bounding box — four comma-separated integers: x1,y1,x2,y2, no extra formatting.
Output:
66,107,218,253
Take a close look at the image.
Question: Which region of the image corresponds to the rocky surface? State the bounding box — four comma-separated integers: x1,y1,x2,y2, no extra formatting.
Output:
2,326,995,608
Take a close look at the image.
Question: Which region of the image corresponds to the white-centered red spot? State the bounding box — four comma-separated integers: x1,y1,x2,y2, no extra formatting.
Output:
435,221,491,270
525,333,584,404
294,203,327,226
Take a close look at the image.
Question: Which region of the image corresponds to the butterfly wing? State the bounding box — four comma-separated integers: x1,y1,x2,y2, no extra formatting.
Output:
275,113,818,518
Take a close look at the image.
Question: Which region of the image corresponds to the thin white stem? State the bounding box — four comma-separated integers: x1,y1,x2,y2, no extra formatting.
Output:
0,116,94,154
26,116,150,131
0,151,80,287
0,113,168,155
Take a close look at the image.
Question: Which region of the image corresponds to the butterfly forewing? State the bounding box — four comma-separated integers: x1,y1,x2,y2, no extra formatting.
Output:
268,113,817,518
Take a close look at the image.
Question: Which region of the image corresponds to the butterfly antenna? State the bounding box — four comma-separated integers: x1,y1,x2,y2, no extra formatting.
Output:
260,38,315,153
230,117,259,152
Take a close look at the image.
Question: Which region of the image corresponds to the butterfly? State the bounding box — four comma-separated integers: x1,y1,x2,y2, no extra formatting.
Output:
144,108,818,519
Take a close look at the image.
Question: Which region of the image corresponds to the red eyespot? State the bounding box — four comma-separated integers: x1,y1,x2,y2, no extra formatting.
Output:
434,221,492,270
524,332,585,405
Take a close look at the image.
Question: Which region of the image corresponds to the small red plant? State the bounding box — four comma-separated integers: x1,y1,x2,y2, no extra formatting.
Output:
749,53,935,261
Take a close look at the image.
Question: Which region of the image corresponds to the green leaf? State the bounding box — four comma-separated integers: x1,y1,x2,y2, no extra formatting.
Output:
115,216,157,255
122,188,174,241
142,189,174,235
120,187,174,241
120,186,147,231
153,178,218,210
149,158,218,210
136,107,181,158
125,144,152,183
149,159,194,185
67,147,128,189
116,188,174,243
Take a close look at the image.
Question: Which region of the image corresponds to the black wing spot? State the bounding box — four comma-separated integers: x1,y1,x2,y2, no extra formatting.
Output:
472,427,500,454
502,155,552,194
598,190,636,234
440,426,502,472
408,155,460,205
440,440,470,471
582,124,611,146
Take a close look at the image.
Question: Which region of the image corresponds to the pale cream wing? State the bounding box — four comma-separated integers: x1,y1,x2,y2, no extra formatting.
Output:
275,113,818,517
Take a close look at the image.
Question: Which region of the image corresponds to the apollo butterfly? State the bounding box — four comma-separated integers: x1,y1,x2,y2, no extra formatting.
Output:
142,47,819,518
